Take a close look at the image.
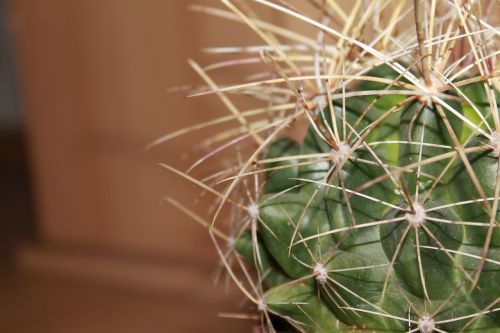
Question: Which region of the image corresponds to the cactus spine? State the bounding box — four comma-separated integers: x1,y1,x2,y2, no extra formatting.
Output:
159,1,500,332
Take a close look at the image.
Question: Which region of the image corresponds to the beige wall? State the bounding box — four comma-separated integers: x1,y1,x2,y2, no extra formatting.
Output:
11,1,204,256
7,1,277,331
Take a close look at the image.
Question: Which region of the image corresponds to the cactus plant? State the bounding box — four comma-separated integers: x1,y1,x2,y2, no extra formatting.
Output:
157,1,500,332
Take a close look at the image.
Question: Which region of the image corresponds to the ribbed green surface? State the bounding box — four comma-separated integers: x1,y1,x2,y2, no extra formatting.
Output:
236,65,500,332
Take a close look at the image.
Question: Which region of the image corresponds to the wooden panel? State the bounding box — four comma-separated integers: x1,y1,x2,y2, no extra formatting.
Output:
8,0,237,257
6,1,269,332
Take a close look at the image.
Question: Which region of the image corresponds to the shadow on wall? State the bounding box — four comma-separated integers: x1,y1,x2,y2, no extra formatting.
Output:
0,0,36,266
0,0,255,332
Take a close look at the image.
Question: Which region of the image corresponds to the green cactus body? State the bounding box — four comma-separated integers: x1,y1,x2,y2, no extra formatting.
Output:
162,2,500,332
236,65,500,332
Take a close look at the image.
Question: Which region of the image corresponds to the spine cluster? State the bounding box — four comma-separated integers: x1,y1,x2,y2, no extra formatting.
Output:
159,1,500,332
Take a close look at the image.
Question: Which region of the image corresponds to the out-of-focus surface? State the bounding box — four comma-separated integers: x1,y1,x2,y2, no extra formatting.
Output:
0,271,248,333
1,0,275,332
0,0,35,262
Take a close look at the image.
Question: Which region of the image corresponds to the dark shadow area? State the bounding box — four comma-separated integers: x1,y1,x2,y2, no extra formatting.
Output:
0,134,36,265
0,0,36,266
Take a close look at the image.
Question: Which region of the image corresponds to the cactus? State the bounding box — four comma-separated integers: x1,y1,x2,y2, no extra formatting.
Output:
158,1,500,332
235,69,500,332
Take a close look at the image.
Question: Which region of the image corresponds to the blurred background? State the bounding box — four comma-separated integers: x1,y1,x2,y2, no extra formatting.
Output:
0,0,285,332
